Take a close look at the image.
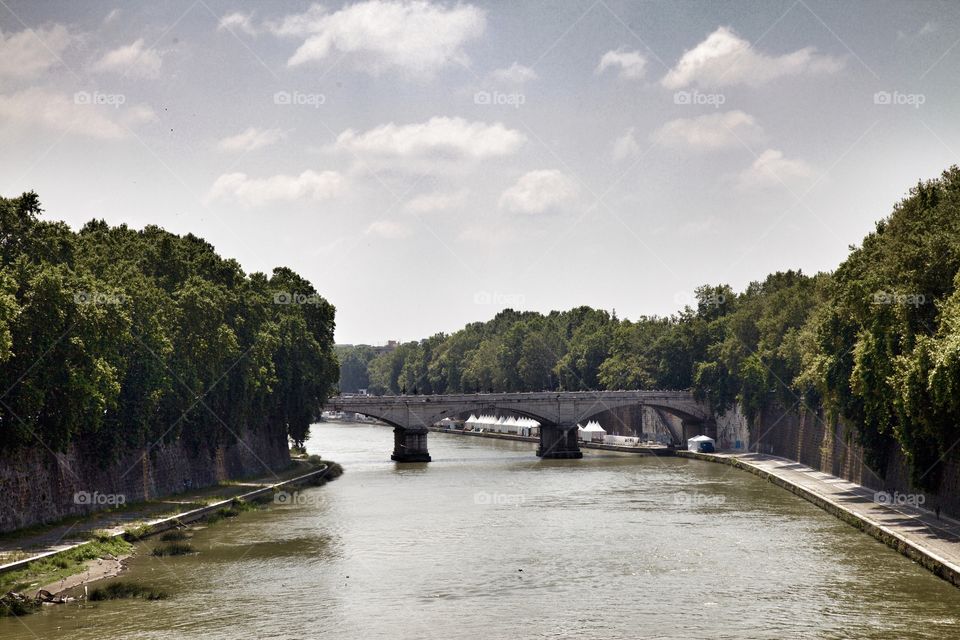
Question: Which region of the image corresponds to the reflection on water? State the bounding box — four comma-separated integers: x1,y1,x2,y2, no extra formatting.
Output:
2,421,959,639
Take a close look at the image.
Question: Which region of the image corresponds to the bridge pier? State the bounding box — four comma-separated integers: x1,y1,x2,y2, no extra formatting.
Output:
537,424,583,459
391,427,431,463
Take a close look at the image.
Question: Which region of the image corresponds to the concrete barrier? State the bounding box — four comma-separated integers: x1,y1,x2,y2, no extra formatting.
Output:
677,451,960,588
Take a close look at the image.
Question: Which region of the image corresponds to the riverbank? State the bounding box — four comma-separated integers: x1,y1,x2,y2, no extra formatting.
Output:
679,450,960,588
0,459,342,611
428,426,674,455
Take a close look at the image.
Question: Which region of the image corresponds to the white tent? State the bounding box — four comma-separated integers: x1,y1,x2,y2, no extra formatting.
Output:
516,417,540,437
581,420,606,442
687,434,716,452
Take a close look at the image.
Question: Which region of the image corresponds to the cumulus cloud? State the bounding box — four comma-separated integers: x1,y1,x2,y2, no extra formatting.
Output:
365,220,411,238
736,149,814,190
0,24,71,79
333,116,524,159
654,110,763,151
404,189,469,213
92,39,162,78
499,170,578,214
662,26,843,89
206,170,344,206
596,48,647,79
219,12,257,35
490,62,537,84
217,127,287,152
612,127,641,161
272,0,486,78
0,88,155,139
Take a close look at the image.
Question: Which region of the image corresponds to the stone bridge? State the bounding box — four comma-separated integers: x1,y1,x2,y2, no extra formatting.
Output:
327,391,713,462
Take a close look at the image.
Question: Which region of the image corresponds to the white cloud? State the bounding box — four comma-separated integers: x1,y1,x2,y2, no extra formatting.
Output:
919,21,938,36
654,110,763,151
217,127,287,152
206,170,345,206
736,149,814,190
490,62,537,84
92,39,162,78
662,26,843,89
612,127,641,161
0,88,155,139
404,189,469,213
268,5,330,36
365,220,411,238
219,12,257,36
274,0,486,78
0,24,71,79
333,117,524,159
596,48,647,79
104,9,121,24
499,170,578,214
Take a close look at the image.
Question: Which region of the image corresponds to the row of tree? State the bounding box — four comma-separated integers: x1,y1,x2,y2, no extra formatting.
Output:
0,192,338,462
339,166,960,490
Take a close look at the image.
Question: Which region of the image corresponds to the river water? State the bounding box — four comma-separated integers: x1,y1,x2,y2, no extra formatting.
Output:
3,421,960,639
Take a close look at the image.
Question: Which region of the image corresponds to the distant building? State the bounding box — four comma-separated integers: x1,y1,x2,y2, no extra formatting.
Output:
371,340,400,356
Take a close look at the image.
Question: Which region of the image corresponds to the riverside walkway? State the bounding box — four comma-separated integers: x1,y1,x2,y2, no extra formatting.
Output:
0,461,330,574
679,451,960,587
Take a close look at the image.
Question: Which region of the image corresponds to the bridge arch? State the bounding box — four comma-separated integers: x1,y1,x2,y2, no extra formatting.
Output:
328,391,713,461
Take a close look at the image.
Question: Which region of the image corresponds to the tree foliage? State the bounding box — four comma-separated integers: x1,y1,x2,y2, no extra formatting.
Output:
0,193,337,458
339,166,960,489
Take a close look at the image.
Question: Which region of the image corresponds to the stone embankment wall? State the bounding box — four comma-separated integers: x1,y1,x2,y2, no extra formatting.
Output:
597,398,960,517
0,426,290,533
742,403,960,518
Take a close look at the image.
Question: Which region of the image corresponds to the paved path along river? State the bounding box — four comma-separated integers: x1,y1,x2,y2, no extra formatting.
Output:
683,451,960,586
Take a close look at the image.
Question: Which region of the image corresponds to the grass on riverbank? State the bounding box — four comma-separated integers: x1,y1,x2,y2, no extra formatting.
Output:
0,536,132,594
0,458,342,613
89,580,168,601
159,530,189,542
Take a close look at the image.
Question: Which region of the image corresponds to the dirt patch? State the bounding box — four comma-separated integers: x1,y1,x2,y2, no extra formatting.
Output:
40,554,130,596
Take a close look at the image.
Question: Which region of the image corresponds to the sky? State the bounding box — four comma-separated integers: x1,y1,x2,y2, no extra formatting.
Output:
1,0,958,345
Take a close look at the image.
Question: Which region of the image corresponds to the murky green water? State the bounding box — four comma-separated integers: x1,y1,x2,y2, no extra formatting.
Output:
2,422,959,639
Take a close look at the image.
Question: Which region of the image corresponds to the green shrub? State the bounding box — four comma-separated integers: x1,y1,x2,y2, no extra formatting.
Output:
151,543,194,557
88,581,168,601
159,530,189,542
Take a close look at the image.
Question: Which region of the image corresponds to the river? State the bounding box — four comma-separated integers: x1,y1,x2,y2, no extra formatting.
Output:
2,421,960,639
